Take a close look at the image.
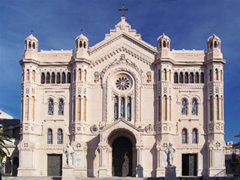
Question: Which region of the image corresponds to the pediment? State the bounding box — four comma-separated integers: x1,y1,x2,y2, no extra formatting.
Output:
100,118,143,134
88,17,157,56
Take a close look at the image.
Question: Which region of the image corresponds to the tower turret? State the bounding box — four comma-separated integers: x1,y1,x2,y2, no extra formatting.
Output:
74,33,89,59
156,33,171,59
206,34,222,60
23,33,38,60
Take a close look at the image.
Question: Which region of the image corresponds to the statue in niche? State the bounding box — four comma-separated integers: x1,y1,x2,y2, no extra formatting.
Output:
165,143,176,166
64,143,74,166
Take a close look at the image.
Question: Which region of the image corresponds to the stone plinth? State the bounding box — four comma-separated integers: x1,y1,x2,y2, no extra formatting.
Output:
62,166,75,180
165,166,177,180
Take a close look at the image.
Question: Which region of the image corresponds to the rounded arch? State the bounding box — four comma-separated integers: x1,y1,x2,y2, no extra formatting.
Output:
107,128,137,147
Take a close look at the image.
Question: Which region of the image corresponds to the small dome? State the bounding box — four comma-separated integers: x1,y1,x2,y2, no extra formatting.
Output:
157,33,170,42
207,34,221,42
75,33,89,42
25,34,38,42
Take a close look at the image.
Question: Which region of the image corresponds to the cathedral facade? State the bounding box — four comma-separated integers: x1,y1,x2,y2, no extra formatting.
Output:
18,16,226,178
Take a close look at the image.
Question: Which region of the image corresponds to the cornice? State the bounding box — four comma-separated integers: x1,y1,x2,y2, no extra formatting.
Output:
90,45,154,68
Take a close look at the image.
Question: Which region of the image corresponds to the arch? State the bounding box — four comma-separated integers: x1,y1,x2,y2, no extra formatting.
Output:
107,128,137,147
57,72,61,84
215,69,219,80
181,98,188,115
62,72,66,83
48,98,54,115
41,72,45,84
192,128,198,144
57,129,63,144
84,41,86,48
174,72,178,83
84,70,87,81
190,72,194,83
179,72,183,83
195,72,199,83
26,69,30,81
46,72,50,84
58,98,64,115
28,41,31,49
185,72,189,83
78,69,81,81
33,42,35,49
80,41,82,48
67,72,71,83
182,128,188,144
32,70,35,82
51,72,55,84
47,128,53,144
163,69,167,81
192,98,198,115
200,72,204,83
163,41,166,48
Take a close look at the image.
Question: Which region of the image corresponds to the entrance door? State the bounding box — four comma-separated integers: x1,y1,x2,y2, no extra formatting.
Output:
112,137,132,177
182,154,197,176
47,154,62,176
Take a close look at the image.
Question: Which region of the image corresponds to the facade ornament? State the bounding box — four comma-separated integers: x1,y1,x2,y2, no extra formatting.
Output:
165,143,176,166
64,143,74,166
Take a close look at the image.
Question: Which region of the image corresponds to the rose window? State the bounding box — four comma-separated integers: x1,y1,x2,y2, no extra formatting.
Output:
116,77,130,90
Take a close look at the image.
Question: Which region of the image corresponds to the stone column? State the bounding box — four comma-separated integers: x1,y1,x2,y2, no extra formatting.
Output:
136,145,143,177
98,144,108,177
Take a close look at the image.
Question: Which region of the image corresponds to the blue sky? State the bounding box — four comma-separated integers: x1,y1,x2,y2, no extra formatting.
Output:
0,0,239,143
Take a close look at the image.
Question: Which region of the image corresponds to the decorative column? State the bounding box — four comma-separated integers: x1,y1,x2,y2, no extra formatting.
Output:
156,142,168,177
98,143,108,177
136,145,143,177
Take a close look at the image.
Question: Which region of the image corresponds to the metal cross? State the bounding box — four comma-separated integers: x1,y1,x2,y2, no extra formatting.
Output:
119,4,128,17
162,29,165,34
212,29,215,33
81,29,83,34
31,30,33,34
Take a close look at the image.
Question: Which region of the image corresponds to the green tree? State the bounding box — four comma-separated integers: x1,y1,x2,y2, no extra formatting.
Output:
0,131,12,162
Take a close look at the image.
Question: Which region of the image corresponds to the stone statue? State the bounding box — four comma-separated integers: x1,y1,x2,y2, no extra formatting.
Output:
64,143,74,166
165,143,176,166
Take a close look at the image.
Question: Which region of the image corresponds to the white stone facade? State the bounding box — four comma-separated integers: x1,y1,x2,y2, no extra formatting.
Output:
18,17,226,178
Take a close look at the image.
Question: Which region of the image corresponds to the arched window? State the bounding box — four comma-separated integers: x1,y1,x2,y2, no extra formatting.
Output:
67,72,71,83
77,96,81,121
195,72,199,83
83,96,86,121
33,42,35,49
181,98,187,115
84,70,87,81
31,96,34,119
41,73,45,84
163,69,167,80
209,70,212,81
210,96,213,121
46,72,50,84
182,128,188,144
220,70,223,81
57,129,63,144
57,72,61,84
94,71,99,82
215,69,219,80
180,72,183,83
84,41,86,48
200,72,204,83
192,98,198,115
58,99,64,115
26,69,30,81
174,72,178,83
163,95,167,120
169,70,171,81
121,97,125,118
48,98,54,115
114,96,118,121
28,41,31,49
147,71,151,82
25,95,29,119
192,128,198,144
62,72,66,83
190,72,194,83
32,70,35,82
185,72,189,83
51,72,55,84
127,97,131,121
47,129,53,144
80,41,82,48
78,69,81,81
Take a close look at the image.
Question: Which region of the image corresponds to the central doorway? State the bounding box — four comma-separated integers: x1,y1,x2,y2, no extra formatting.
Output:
112,136,132,177
182,154,198,176
47,154,62,176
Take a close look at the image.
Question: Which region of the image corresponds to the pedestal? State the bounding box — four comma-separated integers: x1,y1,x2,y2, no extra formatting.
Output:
62,166,75,180
98,168,108,177
165,166,177,180
136,165,143,177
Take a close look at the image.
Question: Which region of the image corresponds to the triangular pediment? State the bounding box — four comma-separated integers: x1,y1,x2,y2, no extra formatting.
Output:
88,17,157,55
100,119,143,133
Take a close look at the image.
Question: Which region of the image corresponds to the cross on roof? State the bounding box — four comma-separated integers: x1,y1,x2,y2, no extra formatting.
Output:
119,4,128,17
81,29,83,34
31,30,33,34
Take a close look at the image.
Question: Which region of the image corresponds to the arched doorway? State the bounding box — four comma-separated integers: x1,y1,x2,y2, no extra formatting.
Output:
112,136,132,177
